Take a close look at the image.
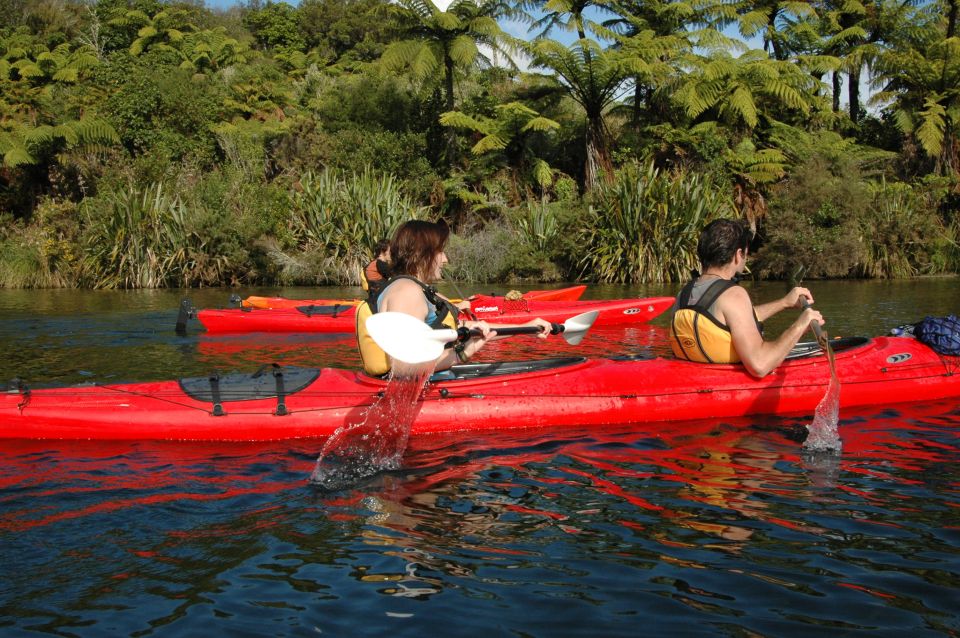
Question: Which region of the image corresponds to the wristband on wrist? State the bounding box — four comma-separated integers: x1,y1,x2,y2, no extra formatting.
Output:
454,342,469,363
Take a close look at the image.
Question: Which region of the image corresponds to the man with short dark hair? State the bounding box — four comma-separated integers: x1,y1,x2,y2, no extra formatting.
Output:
670,219,824,378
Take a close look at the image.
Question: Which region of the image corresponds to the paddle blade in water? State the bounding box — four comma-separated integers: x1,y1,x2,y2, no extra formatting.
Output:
310,366,432,489
804,366,842,453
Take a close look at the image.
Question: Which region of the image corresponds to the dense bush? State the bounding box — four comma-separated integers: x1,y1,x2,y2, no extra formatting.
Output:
752,156,869,279
577,162,735,283
1,0,957,289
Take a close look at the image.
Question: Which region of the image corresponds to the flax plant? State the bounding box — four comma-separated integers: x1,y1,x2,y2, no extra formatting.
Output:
289,167,427,283
578,162,734,283
82,183,228,288
858,181,949,278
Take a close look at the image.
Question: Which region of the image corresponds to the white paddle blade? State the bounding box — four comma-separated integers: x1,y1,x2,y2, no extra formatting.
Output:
562,310,599,345
365,312,459,364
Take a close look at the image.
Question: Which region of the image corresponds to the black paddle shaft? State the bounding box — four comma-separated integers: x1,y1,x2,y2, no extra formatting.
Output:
457,323,560,341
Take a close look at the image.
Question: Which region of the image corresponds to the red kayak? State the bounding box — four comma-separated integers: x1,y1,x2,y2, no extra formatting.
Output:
239,285,587,309
195,296,675,334
3,336,958,440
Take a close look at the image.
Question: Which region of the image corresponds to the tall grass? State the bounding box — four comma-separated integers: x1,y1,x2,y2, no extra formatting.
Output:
577,162,735,283
287,167,427,284
81,183,230,288
858,181,955,278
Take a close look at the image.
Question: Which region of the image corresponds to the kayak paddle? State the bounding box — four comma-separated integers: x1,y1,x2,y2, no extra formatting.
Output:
365,310,599,365
800,295,842,452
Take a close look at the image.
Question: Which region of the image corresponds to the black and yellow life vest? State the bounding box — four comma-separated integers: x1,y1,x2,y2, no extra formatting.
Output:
670,278,763,364
356,275,459,376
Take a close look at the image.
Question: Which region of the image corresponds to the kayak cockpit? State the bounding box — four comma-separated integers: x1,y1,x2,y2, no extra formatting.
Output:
785,335,871,360
433,357,587,381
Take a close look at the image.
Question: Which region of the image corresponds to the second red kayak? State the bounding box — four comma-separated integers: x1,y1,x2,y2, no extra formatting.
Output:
195,296,675,334
238,285,587,309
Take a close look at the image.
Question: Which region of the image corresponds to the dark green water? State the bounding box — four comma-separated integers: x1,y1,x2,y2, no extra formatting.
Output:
1,280,958,636
1,278,957,384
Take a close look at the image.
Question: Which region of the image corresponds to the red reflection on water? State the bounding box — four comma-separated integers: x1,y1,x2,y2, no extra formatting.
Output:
1,401,956,544
0,440,318,533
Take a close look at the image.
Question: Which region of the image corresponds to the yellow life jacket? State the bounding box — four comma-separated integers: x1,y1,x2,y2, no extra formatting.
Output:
356,276,459,376
670,278,763,364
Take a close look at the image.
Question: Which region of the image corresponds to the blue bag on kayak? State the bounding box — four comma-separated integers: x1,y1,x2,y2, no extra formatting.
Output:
914,314,960,356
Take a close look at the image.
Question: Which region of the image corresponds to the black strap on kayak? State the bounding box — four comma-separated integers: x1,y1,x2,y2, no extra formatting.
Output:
209,373,225,416
296,304,346,318
251,364,289,416
273,366,288,416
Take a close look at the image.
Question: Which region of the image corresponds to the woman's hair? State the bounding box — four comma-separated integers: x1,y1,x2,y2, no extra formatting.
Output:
697,219,752,269
389,220,449,280
373,239,390,257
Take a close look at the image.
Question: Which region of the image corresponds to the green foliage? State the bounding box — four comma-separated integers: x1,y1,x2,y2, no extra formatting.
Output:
102,52,222,164
243,2,306,52
80,181,235,289
752,154,869,278
298,0,395,67
0,200,81,288
0,0,956,289
858,180,954,277
526,37,626,188
578,162,735,283
445,216,562,282
871,6,960,174
672,50,816,132
441,101,560,194
0,118,119,169
284,167,428,284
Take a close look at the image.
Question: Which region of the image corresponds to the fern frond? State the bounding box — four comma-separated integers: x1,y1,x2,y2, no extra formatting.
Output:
439,111,488,132
727,85,757,128
471,134,507,154
449,35,479,67
532,158,553,188
522,116,560,132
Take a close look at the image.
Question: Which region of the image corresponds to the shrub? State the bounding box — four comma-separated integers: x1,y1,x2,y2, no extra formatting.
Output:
284,167,427,284
857,181,949,277
0,200,81,288
752,156,868,279
577,162,735,283
79,182,232,288
445,218,557,282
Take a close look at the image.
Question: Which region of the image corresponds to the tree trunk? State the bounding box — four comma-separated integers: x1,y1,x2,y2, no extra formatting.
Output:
832,71,841,112
584,115,614,191
947,0,958,38
444,52,457,165
848,66,860,122
633,80,642,128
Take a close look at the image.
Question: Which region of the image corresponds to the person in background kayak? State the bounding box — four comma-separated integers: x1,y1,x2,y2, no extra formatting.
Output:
356,220,552,376
670,219,824,378
361,239,392,295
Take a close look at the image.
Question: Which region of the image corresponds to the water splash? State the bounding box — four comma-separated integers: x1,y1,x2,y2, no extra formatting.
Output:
804,366,842,454
310,366,433,490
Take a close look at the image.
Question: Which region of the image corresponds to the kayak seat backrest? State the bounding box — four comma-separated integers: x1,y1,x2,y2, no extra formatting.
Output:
179,366,320,402
446,357,585,380
786,336,870,360
296,304,349,318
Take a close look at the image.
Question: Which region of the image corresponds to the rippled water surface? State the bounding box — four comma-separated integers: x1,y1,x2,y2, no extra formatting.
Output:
1,280,959,636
